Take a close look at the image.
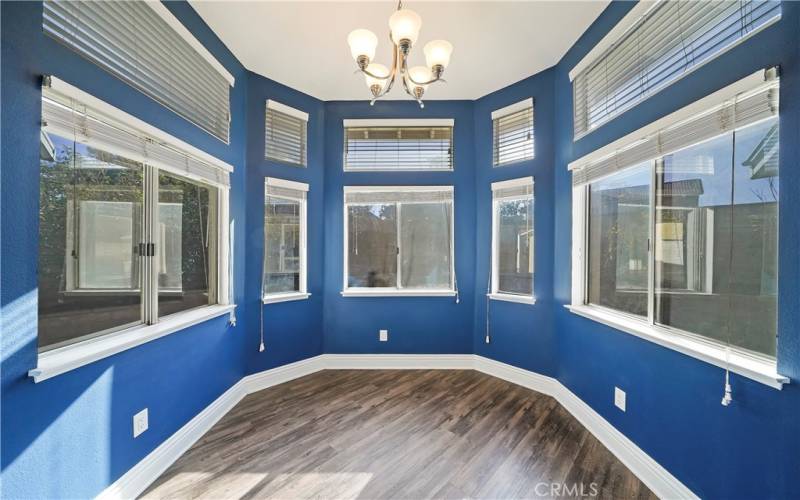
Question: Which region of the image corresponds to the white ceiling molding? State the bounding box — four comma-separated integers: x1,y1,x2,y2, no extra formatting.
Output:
189,1,609,101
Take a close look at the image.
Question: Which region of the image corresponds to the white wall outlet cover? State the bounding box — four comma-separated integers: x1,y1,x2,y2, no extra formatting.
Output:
614,387,626,412
133,408,149,438
379,329,388,342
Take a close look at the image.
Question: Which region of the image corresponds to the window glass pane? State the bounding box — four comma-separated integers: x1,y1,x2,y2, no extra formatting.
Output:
497,198,533,295
263,196,301,295
158,172,217,317
588,162,651,316
400,203,452,288
38,134,143,350
655,120,778,357
347,204,397,287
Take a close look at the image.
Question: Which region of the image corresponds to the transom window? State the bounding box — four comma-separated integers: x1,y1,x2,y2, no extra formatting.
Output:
263,178,309,303
490,177,535,304
265,100,308,167
343,186,455,296
492,99,534,167
343,119,454,171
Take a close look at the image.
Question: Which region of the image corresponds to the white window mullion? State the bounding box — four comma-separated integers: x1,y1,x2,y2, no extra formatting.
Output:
396,203,403,290
647,159,657,326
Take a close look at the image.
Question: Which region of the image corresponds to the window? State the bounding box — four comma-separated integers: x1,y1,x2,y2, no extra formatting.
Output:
492,99,534,167
265,100,308,167
570,0,781,139
38,77,231,352
490,177,535,304
343,186,455,296
343,119,454,171
43,0,235,143
263,178,309,303
570,71,780,371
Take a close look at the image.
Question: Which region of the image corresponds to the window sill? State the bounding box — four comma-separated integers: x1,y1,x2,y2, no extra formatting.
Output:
565,304,789,390
29,304,237,383
341,289,457,298
488,293,536,305
262,292,311,304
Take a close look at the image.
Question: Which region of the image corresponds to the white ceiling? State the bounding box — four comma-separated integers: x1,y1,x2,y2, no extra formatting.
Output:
190,1,609,101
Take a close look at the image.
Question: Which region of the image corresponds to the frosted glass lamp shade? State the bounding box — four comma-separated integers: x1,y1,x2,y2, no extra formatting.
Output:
364,63,390,89
408,66,432,89
424,40,453,69
389,9,422,45
347,29,378,61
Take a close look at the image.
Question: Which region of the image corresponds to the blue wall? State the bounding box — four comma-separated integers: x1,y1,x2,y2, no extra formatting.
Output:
550,2,800,498
472,69,557,377
322,101,476,354
244,72,326,374
0,2,252,498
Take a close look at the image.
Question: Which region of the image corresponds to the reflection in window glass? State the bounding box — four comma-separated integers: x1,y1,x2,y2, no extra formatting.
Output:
497,198,533,295
38,133,144,350
263,196,301,295
655,118,778,356
157,172,217,317
347,204,397,287
588,162,651,317
400,203,452,288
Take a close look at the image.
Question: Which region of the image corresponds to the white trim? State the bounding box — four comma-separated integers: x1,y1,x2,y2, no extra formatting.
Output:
568,70,767,172
266,99,309,122
488,293,536,305
29,305,237,383
566,305,787,390
240,355,327,394
568,1,658,82
142,1,235,87
324,354,474,370
46,77,234,174
343,185,454,194
343,118,454,128
490,98,534,120
262,292,311,304
490,176,534,192
265,177,310,192
341,289,457,298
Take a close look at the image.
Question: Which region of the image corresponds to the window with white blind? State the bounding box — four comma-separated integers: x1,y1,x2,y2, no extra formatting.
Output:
343,119,454,171
38,77,232,353
263,178,309,304
490,177,535,304
569,70,783,387
570,0,781,140
265,100,308,167
343,186,456,296
42,0,235,143
492,99,534,167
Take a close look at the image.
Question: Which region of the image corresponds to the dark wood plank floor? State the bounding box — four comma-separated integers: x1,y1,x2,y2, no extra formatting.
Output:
142,370,656,499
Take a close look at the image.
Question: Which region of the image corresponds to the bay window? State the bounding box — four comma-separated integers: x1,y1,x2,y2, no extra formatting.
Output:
343,186,455,296
263,178,309,303
490,177,535,304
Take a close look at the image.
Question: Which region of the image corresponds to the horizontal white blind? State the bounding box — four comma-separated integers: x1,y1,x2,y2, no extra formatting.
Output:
573,0,781,139
43,0,232,143
344,187,453,205
42,88,230,187
265,178,308,201
492,179,534,200
493,101,534,166
572,76,778,186
265,101,308,167
344,126,453,171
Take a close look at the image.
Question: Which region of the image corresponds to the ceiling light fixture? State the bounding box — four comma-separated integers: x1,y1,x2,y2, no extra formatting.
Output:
347,0,453,108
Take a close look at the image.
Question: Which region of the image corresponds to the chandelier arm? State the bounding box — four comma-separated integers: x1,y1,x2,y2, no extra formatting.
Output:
400,71,424,108
370,42,400,103
401,57,444,86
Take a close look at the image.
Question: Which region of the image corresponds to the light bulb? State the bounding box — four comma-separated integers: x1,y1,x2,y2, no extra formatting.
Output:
347,29,378,62
408,66,432,90
424,40,453,69
389,9,422,45
364,63,389,91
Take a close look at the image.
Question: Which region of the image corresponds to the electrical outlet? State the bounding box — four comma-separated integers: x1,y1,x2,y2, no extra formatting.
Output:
614,387,626,412
133,408,148,437
379,329,388,342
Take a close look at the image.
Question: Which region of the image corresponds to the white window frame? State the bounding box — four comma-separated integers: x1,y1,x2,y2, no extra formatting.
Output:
265,100,309,167
491,98,535,167
568,76,787,390
263,177,310,304
31,79,235,383
342,185,456,297
490,177,535,305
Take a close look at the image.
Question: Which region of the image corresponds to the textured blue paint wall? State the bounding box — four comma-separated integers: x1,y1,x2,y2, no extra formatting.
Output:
244,72,325,374
551,2,800,498
322,100,476,354
0,2,250,497
472,68,557,377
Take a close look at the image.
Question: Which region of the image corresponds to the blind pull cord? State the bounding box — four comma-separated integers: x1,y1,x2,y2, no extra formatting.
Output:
485,267,492,344
721,98,738,407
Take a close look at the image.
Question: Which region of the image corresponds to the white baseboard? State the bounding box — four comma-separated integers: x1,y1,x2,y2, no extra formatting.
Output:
99,354,696,500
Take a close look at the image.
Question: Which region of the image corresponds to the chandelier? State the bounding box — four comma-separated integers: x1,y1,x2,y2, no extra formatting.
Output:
346,1,453,108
